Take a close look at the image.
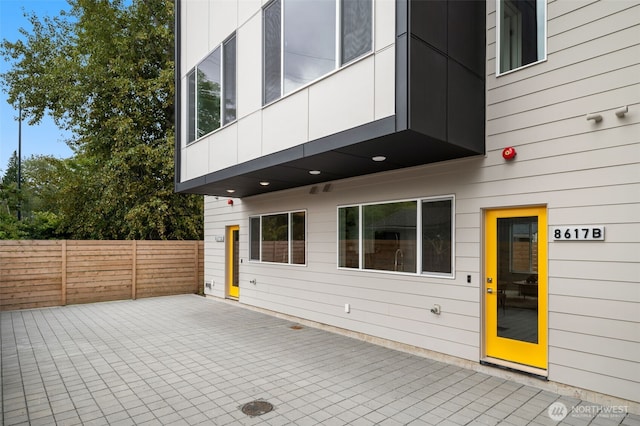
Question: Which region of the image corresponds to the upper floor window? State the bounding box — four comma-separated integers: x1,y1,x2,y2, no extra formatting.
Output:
497,0,546,75
263,0,373,105
187,34,237,143
250,211,306,265
338,196,454,277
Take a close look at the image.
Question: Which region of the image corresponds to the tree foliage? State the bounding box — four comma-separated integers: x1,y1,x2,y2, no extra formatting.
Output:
1,153,59,239
0,152,22,216
0,0,203,240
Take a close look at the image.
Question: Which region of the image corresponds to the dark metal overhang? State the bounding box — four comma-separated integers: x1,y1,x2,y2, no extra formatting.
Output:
175,116,483,198
174,0,486,199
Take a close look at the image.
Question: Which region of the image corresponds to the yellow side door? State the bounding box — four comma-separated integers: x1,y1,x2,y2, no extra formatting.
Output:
227,225,239,299
485,206,547,369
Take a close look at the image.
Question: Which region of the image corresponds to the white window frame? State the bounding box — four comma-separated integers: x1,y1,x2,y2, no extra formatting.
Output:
496,0,547,76
262,0,374,106
187,32,237,144
337,195,456,278
249,210,307,266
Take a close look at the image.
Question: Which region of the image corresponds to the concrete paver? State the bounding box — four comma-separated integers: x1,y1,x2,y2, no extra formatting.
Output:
1,295,638,425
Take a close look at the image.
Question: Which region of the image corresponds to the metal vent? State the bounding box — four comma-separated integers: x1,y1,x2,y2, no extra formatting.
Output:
241,400,274,417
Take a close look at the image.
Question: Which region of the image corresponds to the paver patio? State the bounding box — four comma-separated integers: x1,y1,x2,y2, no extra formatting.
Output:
1,294,638,425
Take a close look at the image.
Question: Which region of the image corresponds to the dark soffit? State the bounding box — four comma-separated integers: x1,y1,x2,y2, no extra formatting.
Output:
176,116,482,198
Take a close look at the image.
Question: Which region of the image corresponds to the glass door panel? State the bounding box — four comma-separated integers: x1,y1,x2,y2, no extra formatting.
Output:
497,217,538,344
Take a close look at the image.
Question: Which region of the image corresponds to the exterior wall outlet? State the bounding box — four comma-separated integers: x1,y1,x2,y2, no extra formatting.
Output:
345,303,350,313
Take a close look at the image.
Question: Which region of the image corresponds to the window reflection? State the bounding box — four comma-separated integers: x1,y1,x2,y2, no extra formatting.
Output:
283,0,336,93
338,198,454,276
497,216,538,344
197,48,221,137
422,199,452,274
338,206,359,268
499,0,546,73
261,213,289,263
341,0,373,65
223,35,237,125
263,0,281,104
263,0,373,104
249,211,306,265
363,202,417,273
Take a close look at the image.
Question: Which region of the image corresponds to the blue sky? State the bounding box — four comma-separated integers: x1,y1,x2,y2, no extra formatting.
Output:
0,0,73,175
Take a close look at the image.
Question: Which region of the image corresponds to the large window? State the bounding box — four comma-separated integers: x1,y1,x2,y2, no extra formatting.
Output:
338,197,454,276
497,0,546,75
249,211,306,265
262,0,373,105
187,34,237,143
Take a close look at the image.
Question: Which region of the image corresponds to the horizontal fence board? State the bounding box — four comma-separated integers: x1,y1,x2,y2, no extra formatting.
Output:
66,264,134,273
137,267,197,274
0,252,62,259
0,240,203,310
2,262,63,270
0,289,62,300
67,279,133,288
1,284,62,293
67,285,130,294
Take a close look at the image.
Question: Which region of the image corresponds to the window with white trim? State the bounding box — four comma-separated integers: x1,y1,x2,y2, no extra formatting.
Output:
250,211,306,265
262,0,373,105
187,33,237,143
497,0,546,75
338,197,454,276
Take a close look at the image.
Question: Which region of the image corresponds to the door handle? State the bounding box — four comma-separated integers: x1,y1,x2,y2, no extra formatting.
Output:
487,288,493,294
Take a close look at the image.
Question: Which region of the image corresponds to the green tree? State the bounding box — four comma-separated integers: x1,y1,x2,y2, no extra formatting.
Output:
1,0,203,240
0,154,22,238
197,71,221,137
0,151,24,219
0,154,64,239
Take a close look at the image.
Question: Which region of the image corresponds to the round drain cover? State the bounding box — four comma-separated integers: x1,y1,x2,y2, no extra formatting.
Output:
241,400,274,417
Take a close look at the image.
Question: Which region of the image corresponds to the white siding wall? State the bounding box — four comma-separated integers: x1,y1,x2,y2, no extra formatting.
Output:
486,0,640,402
200,0,640,404
180,0,396,182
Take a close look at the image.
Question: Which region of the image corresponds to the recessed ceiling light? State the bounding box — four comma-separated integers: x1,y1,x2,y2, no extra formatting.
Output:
372,156,386,162
309,170,321,175
226,189,235,193
259,181,270,186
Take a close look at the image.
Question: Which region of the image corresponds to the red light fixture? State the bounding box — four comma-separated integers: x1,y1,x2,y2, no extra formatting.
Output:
502,147,517,160
227,199,234,206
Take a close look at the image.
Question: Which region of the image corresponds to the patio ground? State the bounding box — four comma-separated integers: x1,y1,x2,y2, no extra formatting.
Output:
1,294,638,425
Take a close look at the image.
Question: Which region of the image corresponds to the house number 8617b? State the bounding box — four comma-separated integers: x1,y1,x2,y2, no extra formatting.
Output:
552,226,605,241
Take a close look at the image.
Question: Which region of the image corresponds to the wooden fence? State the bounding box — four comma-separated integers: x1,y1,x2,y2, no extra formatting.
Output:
0,240,204,311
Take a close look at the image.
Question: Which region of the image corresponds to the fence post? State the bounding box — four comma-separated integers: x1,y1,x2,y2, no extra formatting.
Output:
132,240,137,300
194,241,199,293
61,240,67,306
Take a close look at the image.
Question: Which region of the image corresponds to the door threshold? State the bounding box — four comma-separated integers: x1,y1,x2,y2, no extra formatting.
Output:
481,357,548,380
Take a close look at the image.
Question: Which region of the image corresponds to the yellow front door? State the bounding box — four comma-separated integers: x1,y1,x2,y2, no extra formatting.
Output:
485,206,547,370
227,225,240,298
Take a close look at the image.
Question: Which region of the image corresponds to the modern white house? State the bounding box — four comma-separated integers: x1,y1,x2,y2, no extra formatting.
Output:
175,0,640,406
